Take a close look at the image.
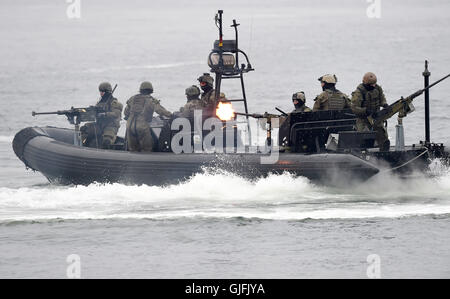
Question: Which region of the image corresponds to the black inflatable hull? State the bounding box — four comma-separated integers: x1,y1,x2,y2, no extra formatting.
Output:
12,127,380,185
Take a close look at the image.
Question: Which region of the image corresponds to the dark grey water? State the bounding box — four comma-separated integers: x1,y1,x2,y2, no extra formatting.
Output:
1,216,449,279
0,0,449,278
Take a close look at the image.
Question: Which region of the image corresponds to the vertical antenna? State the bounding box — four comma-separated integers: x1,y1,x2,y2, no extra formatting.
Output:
218,10,223,47
214,10,224,104
423,60,431,143
231,19,240,67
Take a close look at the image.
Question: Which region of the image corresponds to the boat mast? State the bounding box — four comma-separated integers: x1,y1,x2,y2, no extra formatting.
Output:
209,10,254,146
423,60,431,143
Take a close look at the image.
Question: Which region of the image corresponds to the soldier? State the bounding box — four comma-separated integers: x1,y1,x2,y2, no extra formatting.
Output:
124,81,172,152
198,73,216,108
351,72,390,151
80,82,123,149
291,92,312,113
313,74,351,111
179,85,203,117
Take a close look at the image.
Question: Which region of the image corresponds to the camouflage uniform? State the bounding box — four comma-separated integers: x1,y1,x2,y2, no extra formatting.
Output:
313,89,351,111
198,73,219,109
291,92,312,113
200,89,217,108
292,106,312,113
313,74,351,112
124,85,172,152
179,85,203,117
351,83,389,150
81,82,123,149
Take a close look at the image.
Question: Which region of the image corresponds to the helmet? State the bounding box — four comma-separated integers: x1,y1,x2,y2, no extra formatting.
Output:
318,74,337,84
140,81,153,93
197,73,214,87
363,72,377,85
185,85,201,97
98,82,112,92
218,92,227,101
292,91,306,102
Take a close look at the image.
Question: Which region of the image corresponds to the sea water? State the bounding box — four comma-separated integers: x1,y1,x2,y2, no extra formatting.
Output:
0,0,449,278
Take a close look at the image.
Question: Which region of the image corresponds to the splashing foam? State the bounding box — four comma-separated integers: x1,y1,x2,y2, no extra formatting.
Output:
0,167,449,222
345,159,450,199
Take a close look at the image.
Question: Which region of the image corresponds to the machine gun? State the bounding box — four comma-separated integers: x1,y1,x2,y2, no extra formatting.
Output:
235,111,281,120
369,73,450,126
32,84,117,125
31,84,118,146
32,106,104,125
235,111,282,148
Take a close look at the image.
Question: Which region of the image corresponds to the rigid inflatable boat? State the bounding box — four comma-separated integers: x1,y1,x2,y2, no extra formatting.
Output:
12,126,381,185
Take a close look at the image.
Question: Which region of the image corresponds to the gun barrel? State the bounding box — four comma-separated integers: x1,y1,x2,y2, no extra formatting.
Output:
425,73,450,90
235,112,280,119
410,73,450,100
235,112,254,117
275,107,288,116
32,111,63,116
235,112,264,118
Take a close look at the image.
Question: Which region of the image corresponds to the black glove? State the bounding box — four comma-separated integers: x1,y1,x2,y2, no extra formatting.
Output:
365,107,374,116
382,103,389,109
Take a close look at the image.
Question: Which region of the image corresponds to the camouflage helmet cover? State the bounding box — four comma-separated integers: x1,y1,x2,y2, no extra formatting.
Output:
218,92,227,100
197,73,214,87
292,91,306,102
140,81,154,92
98,82,113,92
318,74,337,84
363,72,377,84
185,85,201,97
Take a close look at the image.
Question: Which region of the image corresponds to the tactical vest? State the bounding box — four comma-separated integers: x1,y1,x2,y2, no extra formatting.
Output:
201,89,215,107
179,100,202,117
357,84,383,112
96,97,120,128
326,89,348,110
185,99,203,110
128,94,155,123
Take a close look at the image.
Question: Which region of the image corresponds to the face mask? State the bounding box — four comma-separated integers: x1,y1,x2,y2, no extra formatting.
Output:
201,85,211,92
141,89,152,95
293,100,304,109
322,83,336,91
364,84,375,91
101,92,111,101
